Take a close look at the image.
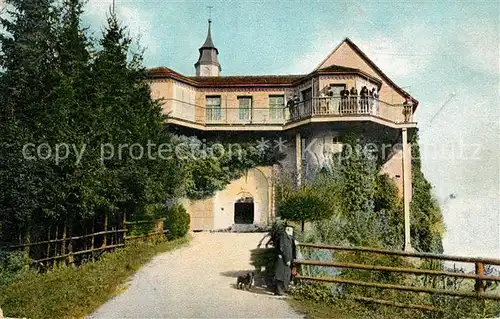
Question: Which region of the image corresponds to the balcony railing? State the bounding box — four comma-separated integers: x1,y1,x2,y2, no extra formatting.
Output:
163,97,413,127
205,107,287,124
290,96,413,123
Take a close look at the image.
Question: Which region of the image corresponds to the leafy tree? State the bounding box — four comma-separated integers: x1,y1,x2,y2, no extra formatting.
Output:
277,185,332,231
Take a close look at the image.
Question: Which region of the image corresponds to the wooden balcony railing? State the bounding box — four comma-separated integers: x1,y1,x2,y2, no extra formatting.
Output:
163,97,413,127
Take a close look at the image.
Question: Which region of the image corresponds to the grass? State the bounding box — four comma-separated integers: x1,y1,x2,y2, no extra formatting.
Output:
289,297,356,319
0,236,191,319
289,287,500,319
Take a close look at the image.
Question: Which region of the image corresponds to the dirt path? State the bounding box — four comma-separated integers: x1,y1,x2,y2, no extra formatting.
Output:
88,232,303,318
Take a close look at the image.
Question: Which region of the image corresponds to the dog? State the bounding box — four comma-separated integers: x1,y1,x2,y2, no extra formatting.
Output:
236,272,254,290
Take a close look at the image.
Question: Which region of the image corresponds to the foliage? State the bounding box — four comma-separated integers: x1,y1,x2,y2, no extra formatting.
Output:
0,250,32,287
0,0,183,245
0,236,190,319
290,131,452,317
165,204,190,240
300,132,399,248
410,130,445,253
174,135,284,200
292,282,336,304
277,185,333,225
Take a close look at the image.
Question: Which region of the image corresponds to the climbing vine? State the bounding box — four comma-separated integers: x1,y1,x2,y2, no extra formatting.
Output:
172,135,285,200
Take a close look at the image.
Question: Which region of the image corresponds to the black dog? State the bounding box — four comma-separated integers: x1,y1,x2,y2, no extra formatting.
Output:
236,272,254,290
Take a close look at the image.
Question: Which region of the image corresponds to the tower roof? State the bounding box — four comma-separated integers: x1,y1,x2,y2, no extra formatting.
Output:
195,19,221,73
201,19,215,49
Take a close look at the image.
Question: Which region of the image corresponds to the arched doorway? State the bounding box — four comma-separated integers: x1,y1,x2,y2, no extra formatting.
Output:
234,193,254,224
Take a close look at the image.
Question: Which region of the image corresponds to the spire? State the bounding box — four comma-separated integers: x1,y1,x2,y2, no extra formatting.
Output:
194,10,221,77
201,19,215,49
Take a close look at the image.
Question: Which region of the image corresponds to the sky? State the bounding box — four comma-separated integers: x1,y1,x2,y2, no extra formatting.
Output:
2,0,498,258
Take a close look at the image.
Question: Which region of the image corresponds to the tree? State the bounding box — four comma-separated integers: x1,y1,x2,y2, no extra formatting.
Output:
410,131,444,253
90,11,183,222
277,185,332,232
0,0,62,243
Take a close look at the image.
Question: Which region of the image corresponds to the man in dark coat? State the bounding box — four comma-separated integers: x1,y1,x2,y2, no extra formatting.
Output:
274,225,294,295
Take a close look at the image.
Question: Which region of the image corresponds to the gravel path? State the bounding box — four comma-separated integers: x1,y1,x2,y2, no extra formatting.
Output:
88,232,303,318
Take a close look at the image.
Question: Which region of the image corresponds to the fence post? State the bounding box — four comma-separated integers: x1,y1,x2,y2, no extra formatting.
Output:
91,219,95,262
68,237,74,267
103,214,108,248
475,262,486,296
54,225,59,269
60,224,67,267
46,226,51,259
122,213,126,245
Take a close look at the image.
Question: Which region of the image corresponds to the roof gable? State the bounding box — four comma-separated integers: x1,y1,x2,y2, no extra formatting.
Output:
316,38,418,107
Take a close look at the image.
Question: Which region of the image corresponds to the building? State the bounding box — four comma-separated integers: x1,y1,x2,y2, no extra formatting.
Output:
147,20,418,250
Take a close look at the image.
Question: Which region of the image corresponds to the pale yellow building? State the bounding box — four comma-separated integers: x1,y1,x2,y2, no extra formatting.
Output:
147,20,418,250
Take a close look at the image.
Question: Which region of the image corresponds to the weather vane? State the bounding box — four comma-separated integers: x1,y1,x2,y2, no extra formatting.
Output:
207,6,213,22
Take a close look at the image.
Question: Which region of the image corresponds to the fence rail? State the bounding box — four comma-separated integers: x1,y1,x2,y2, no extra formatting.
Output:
6,215,168,269
294,243,500,311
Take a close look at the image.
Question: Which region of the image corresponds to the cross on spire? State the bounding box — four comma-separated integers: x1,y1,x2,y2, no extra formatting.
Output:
207,6,213,23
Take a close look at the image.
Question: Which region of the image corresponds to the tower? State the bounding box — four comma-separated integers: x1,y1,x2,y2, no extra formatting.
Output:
195,19,221,77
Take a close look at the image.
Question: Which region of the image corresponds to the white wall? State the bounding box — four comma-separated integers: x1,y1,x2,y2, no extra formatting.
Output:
173,82,196,121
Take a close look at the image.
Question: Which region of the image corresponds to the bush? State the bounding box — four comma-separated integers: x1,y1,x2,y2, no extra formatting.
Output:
165,204,190,240
0,250,31,287
292,281,336,304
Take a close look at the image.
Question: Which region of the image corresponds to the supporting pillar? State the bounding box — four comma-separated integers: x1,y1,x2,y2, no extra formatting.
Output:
402,128,413,251
296,133,302,187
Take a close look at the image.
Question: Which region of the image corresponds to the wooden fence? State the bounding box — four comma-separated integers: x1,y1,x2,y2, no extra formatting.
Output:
294,243,500,312
5,215,169,269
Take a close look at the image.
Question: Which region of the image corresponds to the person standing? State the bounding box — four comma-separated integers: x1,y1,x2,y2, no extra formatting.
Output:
274,224,295,295
340,87,349,114
360,86,369,112
349,86,358,113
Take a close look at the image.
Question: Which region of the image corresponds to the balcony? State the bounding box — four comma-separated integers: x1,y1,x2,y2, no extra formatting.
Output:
163,97,414,130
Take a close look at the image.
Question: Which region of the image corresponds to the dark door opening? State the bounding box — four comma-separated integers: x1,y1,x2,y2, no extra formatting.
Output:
234,198,254,224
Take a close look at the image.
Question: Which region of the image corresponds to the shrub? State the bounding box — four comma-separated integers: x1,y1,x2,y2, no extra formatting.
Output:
0,250,32,287
292,281,336,304
165,204,190,240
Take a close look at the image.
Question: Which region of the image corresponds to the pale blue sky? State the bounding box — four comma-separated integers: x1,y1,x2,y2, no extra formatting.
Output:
81,0,498,258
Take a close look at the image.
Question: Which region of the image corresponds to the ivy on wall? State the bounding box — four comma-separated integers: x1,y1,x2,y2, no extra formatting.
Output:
173,135,285,200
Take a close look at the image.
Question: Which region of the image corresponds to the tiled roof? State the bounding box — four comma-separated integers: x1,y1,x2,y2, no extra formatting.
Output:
187,75,304,86
146,65,378,87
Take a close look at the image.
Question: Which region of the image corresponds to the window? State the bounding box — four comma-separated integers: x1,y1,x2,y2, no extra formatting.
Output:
269,95,284,120
238,97,252,121
206,96,221,121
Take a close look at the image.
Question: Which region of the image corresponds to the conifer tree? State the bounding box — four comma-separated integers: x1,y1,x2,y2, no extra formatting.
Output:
0,0,62,243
